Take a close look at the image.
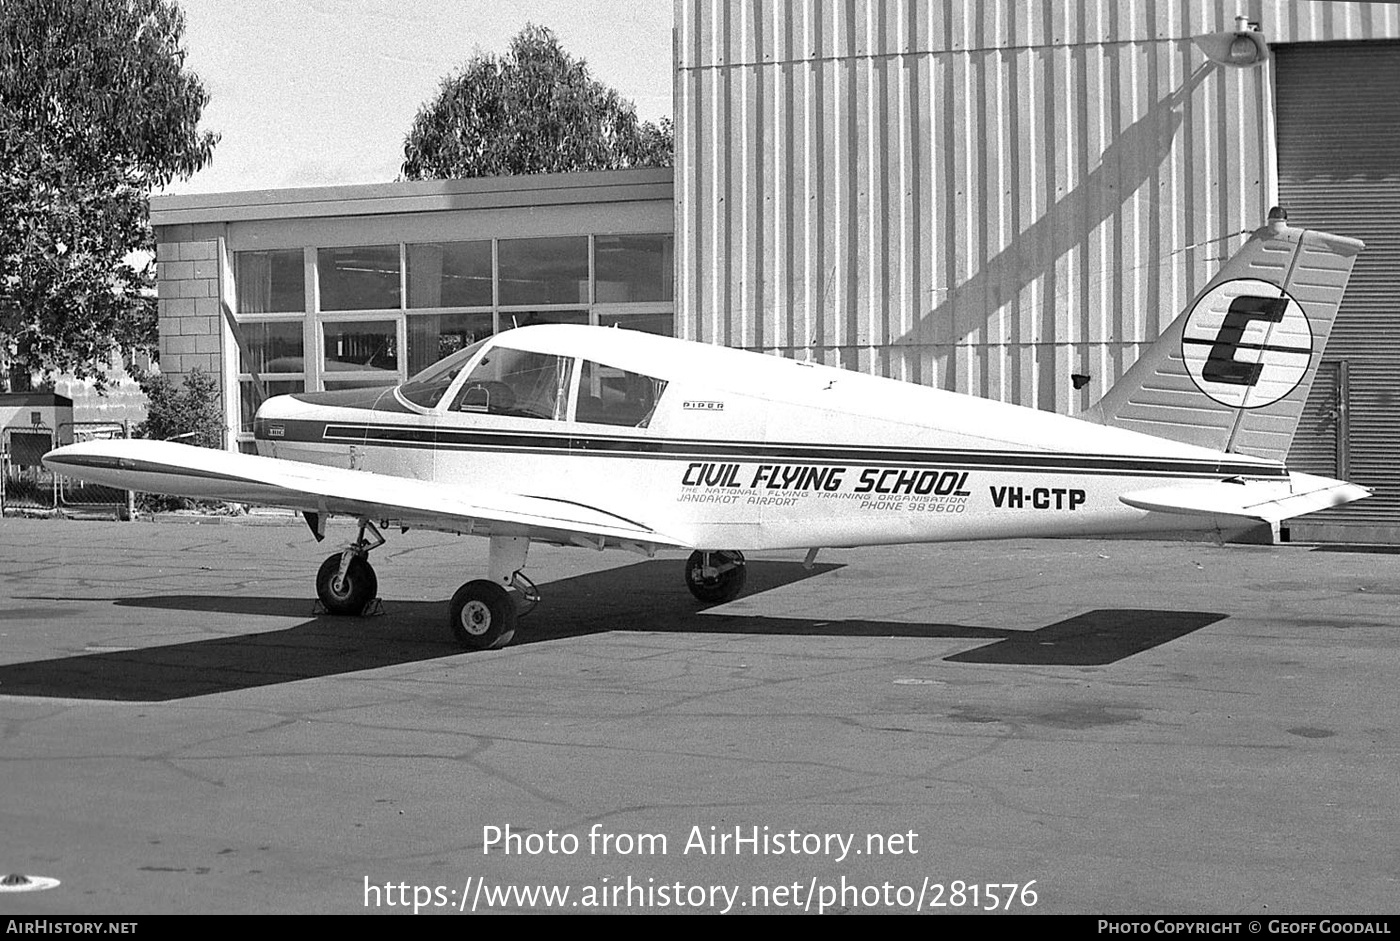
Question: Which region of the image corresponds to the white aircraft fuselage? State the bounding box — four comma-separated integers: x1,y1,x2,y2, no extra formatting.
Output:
252,326,1287,552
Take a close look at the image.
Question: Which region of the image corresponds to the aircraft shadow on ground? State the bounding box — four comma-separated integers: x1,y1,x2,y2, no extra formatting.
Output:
0,560,1226,701
1308,544,1400,555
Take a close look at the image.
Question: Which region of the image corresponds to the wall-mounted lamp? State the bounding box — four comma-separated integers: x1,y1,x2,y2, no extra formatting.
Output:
1193,15,1271,69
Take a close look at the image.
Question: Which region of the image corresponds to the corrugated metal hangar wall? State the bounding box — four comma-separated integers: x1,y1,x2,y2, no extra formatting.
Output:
675,0,1400,540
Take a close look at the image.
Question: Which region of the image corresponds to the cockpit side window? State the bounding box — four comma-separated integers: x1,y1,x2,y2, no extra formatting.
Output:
574,360,667,428
451,347,572,421
396,338,487,409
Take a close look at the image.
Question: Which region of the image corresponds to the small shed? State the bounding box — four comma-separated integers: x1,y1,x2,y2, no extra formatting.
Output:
0,393,74,467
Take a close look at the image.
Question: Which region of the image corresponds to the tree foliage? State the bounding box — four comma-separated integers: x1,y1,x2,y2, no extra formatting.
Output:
402,24,671,180
133,365,225,510
134,366,223,449
0,0,217,388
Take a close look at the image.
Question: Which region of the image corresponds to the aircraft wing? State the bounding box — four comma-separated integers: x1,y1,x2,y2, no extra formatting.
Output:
1119,473,1370,524
43,439,688,551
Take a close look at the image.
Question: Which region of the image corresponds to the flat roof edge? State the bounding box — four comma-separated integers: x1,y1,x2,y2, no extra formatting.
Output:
152,168,674,226
0,392,74,408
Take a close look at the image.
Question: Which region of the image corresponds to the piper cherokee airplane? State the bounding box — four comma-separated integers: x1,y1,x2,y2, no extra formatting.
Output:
44,208,1369,650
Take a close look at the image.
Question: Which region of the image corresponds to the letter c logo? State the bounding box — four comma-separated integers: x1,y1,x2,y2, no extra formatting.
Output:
1181,279,1312,409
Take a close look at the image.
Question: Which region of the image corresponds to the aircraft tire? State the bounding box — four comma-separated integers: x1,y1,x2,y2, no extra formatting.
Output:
316,553,378,616
684,550,747,604
450,579,518,650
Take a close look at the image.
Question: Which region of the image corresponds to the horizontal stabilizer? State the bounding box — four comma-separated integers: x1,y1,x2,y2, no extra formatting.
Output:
1120,473,1370,524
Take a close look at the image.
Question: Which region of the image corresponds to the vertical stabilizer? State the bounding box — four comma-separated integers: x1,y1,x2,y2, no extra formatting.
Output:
1086,209,1364,463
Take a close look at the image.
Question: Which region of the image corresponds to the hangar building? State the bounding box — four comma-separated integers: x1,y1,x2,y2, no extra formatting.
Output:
151,1,1400,542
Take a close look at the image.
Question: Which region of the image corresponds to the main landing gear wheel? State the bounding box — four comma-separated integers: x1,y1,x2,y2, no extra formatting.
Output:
450,579,519,651
684,550,747,604
316,552,378,615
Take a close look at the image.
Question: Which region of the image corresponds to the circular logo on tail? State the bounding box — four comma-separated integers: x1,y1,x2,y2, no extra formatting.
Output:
1180,278,1312,409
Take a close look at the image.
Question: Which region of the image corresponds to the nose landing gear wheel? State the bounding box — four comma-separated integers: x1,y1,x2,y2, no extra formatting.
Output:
684,550,747,604
450,579,519,650
316,553,378,615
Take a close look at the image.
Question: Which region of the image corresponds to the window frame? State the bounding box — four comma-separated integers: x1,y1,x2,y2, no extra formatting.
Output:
232,312,309,434
228,231,675,450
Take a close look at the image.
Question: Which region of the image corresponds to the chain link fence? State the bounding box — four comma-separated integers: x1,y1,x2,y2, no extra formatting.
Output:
1,421,135,518
1,424,58,510
58,422,134,515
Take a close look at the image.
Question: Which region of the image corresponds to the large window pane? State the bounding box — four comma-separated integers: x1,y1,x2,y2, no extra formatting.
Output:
239,379,304,432
500,309,588,330
407,311,493,376
323,320,398,374
594,234,673,303
323,375,400,391
497,237,588,306
599,311,674,336
236,249,304,313
237,321,304,374
318,245,401,311
408,241,492,308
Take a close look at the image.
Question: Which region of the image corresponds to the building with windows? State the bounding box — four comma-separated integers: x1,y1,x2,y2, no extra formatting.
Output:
150,169,673,453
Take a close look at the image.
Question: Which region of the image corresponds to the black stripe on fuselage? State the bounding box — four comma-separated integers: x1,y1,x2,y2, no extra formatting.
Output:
254,418,1288,480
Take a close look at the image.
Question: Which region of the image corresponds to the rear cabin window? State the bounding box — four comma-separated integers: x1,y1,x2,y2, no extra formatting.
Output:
451,347,572,421
575,360,667,427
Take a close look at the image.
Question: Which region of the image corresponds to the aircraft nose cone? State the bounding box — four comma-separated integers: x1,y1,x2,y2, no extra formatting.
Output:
251,392,298,444
41,441,80,472
252,390,303,423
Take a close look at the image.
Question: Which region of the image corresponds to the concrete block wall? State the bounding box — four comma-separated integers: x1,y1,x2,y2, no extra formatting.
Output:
154,237,224,384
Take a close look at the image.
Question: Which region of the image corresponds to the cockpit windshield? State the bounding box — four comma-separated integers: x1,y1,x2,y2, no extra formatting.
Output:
450,347,572,421
396,338,488,409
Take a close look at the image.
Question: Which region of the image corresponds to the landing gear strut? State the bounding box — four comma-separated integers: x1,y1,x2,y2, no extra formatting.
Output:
315,519,384,615
684,549,747,603
309,523,536,648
